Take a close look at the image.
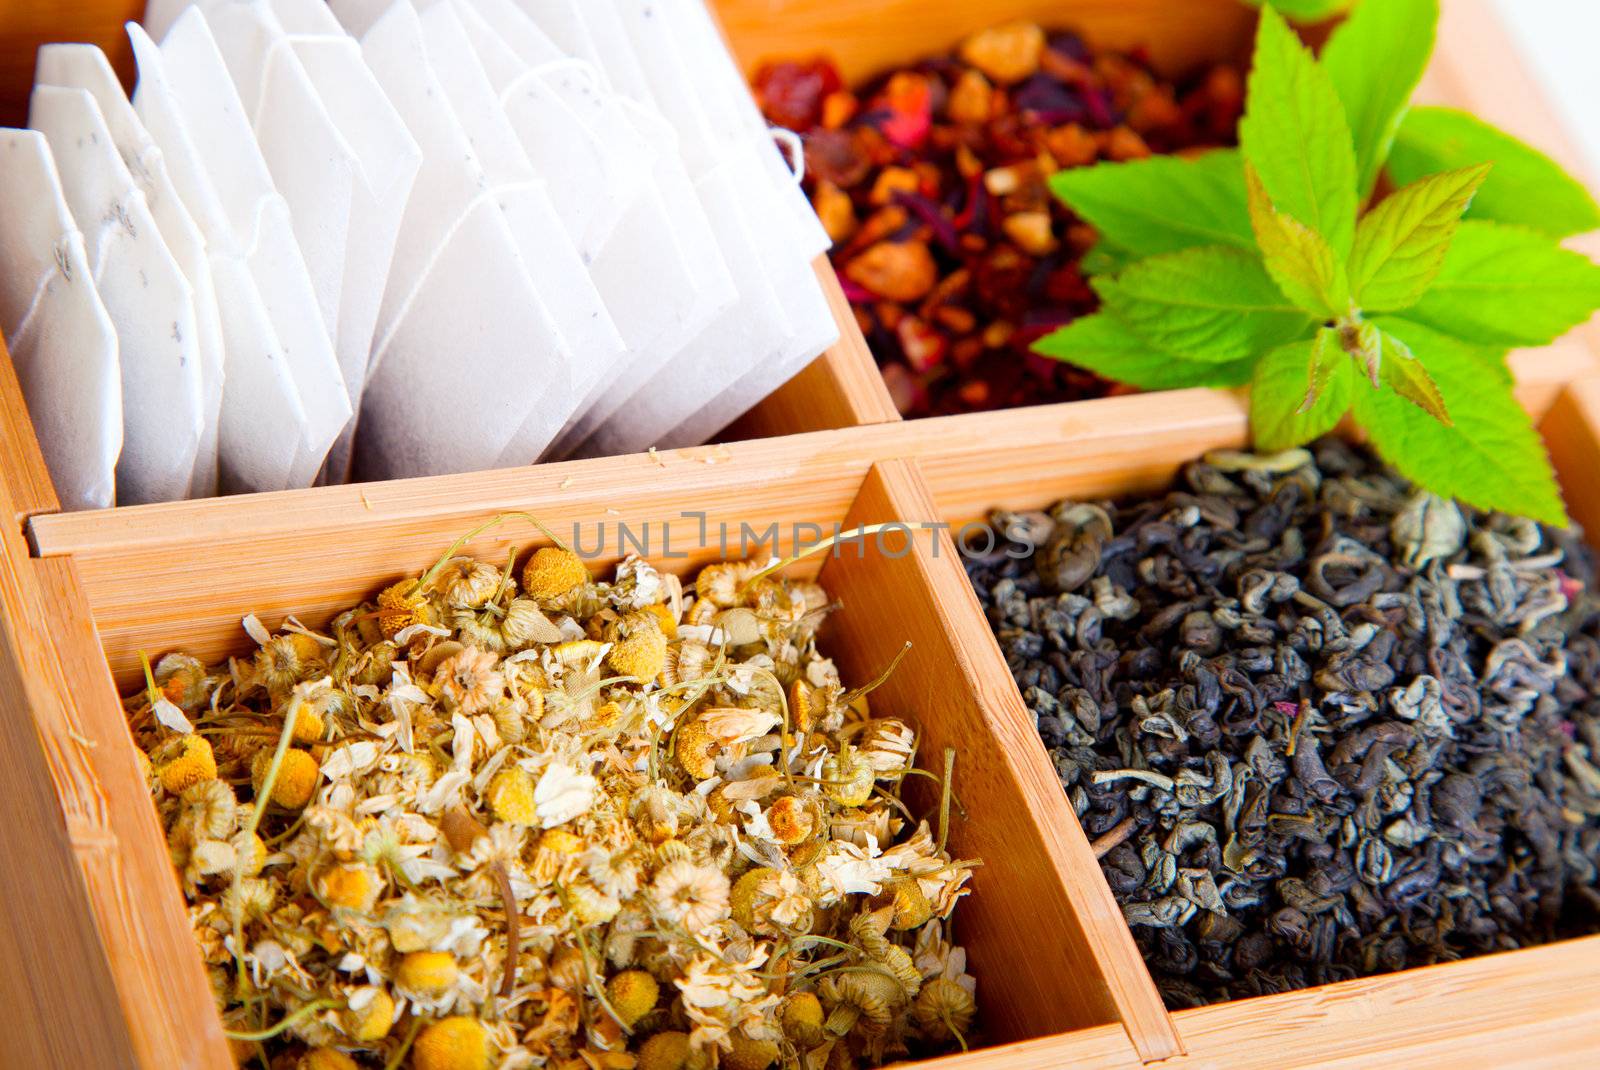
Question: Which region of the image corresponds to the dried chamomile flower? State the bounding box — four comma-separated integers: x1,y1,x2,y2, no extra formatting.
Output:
636,1031,693,1070
298,1049,359,1070
127,548,978,1069
342,985,394,1042
649,860,731,934
606,611,668,681
434,646,505,715
606,968,660,1027
397,950,459,995
913,977,977,1044
522,546,589,605
252,632,326,698
430,556,504,608
154,652,211,711
251,748,319,810
413,1016,491,1070
154,734,217,795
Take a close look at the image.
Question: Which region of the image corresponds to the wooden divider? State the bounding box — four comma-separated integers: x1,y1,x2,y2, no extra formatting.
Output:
823,461,1181,1059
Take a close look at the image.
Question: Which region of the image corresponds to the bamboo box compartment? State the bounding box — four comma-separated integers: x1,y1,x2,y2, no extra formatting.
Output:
1,0,1600,1068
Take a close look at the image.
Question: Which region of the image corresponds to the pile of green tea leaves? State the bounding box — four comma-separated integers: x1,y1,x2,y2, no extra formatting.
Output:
1039,0,1600,525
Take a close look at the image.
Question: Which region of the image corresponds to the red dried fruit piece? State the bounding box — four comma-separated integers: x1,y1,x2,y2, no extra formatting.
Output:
876,72,933,150
754,57,844,131
804,128,873,189
896,315,948,372
845,241,938,303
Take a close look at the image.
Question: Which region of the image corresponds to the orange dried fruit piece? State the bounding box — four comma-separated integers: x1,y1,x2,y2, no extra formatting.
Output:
959,21,1046,84
844,240,938,302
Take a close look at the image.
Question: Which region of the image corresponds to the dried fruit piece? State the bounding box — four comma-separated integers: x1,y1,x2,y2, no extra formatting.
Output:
844,241,938,302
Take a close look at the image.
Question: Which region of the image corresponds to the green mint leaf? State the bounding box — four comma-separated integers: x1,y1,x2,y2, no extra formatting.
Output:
1390,107,1600,238
1243,0,1353,22
1080,242,1137,278
1375,327,1449,424
1321,0,1438,199
1239,6,1359,258
1031,312,1255,389
1049,149,1252,261
1406,221,1600,346
1348,164,1490,311
1092,245,1314,363
1245,164,1351,317
1356,317,1567,524
1252,329,1353,450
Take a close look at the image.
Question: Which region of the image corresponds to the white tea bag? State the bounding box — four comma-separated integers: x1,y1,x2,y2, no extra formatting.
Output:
0,130,122,511
150,10,352,486
455,0,641,257
668,0,832,257
29,86,205,505
415,0,622,451
345,0,575,477
577,153,794,458
35,43,227,499
129,20,309,493
452,0,727,457
189,0,421,481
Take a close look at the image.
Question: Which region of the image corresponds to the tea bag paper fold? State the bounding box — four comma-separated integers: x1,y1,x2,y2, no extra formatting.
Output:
35,42,227,498
29,84,205,505
0,130,122,511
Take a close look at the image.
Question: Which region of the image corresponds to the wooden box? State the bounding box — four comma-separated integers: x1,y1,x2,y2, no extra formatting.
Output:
2,1,1600,1068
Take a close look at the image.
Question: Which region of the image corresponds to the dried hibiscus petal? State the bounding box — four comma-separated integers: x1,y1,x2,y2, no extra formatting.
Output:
765,21,1243,418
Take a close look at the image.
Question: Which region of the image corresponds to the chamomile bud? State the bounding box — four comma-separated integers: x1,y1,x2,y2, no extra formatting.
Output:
375,580,431,639
396,951,458,995
605,611,668,681
299,1050,359,1070
155,734,217,794
412,1016,490,1070
606,969,659,1027
635,1031,692,1070
913,977,976,1043
765,795,818,845
877,876,934,930
252,748,320,810
521,546,588,605
674,719,719,781
485,766,538,826
343,986,395,1042
154,652,210,711
822,749,875,808
723,1033,780,1070
781,992,826,1047
313,862,383,913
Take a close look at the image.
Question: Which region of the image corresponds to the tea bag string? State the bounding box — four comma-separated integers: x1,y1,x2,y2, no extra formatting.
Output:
9,229,88,346
770,126,806,185
81,187,156,289
497,56,609,109
366,180,546,369
252,32,381,197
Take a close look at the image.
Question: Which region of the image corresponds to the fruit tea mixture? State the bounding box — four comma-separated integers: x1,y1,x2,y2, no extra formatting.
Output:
128,534,977,1069
755,23,1243,418
967,442,1600,1007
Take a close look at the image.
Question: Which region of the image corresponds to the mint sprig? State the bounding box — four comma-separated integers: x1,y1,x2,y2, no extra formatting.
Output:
1038,0,1600,525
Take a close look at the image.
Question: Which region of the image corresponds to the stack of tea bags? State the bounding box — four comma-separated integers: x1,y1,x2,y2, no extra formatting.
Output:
0,0,836,509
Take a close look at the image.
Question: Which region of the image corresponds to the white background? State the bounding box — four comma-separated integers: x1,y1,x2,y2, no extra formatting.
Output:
1491,0,1600,177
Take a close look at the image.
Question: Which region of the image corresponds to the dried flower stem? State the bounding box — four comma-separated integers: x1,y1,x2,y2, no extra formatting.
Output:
223,999,338,1042
938,747,956,852
1091,817,1138,860
741,523,904,589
